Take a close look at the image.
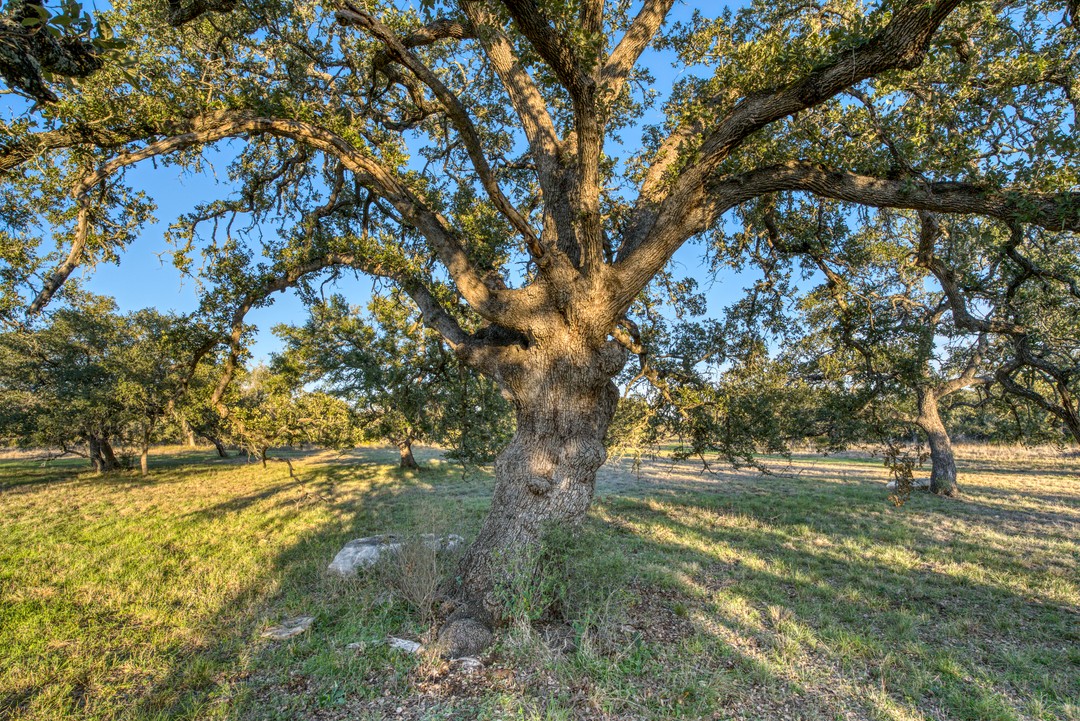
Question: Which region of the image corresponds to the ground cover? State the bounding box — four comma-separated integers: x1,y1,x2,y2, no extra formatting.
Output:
0,445,1077,720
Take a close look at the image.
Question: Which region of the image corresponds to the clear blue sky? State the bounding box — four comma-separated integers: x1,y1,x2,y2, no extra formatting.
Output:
67,1,761,363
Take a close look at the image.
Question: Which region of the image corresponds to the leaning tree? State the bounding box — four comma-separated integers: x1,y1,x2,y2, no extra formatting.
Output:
1,0,1077,642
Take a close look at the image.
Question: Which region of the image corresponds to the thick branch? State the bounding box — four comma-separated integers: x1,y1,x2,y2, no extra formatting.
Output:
500,0,593,100
460,1,564,248
614,160,1080,309
623,0,964,264
601,0,675,103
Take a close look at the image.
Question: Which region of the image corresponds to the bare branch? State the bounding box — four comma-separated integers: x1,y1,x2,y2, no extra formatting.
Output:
337,4,542,257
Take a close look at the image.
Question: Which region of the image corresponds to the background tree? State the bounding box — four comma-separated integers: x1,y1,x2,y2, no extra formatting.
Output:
784,210,997,495
223,363,359,468
1,0,1077,645
273,289,512,469
0,292,205,473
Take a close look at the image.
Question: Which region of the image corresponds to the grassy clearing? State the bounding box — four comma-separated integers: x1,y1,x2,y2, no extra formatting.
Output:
0,445,1077,720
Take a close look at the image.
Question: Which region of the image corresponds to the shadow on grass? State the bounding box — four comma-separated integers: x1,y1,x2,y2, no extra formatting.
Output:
3,447,1076,721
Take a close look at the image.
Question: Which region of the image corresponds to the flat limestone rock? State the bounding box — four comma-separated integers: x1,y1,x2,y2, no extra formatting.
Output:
261,615,314,640
387,636,423,654
327,533,466,576
885,477,932,491
327,535,400,575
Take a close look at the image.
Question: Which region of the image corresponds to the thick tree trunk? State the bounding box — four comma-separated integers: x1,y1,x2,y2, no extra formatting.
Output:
100,438,121,471
451,345,622,626
916,390,958,497
89,434,122,473
396,438,420,469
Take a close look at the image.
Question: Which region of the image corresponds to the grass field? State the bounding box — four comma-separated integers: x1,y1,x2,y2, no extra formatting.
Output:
1,445,1077,720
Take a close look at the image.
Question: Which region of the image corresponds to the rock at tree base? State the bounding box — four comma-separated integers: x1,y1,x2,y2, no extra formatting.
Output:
327,533,465,575
436,617,493,659
260,615,314,640
455,657,483,673
885,477,931,491
387,637,423,654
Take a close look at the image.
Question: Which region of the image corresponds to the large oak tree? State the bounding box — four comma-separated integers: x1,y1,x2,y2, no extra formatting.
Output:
1,0,1077,642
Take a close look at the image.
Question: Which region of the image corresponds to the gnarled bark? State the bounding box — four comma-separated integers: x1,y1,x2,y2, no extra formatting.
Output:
88,434,121,473
449,337,623,628
396,438,419,469
915,390,958,497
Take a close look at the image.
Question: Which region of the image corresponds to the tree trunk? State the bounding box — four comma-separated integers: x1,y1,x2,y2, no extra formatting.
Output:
917,390,958,497
89,435,122,473
140,427,150,477
88,435,105,474
209,437,228,458
100,438,121,471
180,417,197,447
396,438,420,469
451,343,623,626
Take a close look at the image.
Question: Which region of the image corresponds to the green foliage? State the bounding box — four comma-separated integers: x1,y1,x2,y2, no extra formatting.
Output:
0,291,211,466
224,363,360,461
273,289,512,466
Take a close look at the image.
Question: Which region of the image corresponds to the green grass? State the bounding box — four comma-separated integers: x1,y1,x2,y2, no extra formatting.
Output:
1,445,1077,720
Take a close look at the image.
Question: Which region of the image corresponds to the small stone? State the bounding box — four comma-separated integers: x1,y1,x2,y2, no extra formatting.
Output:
885,477,931,491
260,615,314,640
455,656,483,673
387,636,423,654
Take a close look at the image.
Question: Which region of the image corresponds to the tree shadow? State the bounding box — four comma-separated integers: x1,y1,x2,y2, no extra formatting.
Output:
4,447,1075,721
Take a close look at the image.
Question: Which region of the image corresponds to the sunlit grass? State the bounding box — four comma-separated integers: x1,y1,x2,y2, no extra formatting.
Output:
1,445,1077,720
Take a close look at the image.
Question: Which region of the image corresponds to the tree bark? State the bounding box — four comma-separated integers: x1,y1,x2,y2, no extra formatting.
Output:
140,426,150,477
180,417,197,447
209,436,228,458
396,438,420,469
450,341,623,625
88,435,105,474
89,434,122,473
100,438,121,471
916,390,958,497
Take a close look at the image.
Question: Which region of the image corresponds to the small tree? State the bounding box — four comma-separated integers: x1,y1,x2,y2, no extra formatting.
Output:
274,290,512,468
224,364,359,467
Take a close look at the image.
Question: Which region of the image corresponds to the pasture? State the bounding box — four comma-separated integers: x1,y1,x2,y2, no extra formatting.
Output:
1,446,1077,720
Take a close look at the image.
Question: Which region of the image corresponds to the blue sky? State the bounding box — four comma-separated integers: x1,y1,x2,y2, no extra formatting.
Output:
57,1,763,362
